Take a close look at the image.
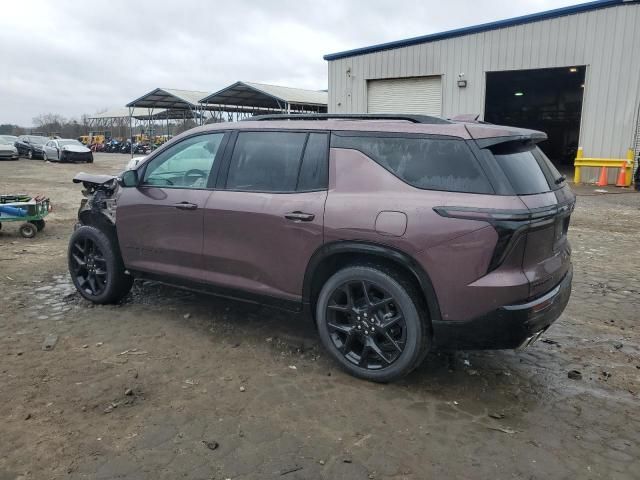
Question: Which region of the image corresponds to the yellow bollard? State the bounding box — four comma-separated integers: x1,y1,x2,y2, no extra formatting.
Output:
574,147,583,184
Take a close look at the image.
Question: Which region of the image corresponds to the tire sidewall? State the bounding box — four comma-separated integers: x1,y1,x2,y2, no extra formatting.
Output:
20,222,37,238
315,266,425,382
68,225,126,304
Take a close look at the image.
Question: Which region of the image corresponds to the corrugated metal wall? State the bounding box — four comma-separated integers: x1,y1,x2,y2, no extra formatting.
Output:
328,2,640,158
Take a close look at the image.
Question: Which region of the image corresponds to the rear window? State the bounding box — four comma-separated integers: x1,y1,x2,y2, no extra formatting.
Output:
489,142,562,195
332,134,493,194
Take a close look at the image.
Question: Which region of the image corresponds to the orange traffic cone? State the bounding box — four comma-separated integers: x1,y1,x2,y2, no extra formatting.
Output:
596,166,608,186
615,161,628,187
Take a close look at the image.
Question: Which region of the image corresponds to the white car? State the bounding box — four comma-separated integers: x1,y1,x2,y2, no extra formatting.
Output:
43,139,93,163
126,156,147,170
0,135,18,160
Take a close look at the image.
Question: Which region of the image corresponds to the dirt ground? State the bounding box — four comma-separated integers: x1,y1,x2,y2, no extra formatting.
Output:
1,154,639,480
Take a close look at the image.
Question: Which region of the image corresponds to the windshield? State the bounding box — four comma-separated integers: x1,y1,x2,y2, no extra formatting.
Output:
59,140,83,147
29,136,47,145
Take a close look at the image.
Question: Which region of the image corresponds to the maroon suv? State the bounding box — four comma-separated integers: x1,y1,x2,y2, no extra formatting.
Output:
68,114,574,382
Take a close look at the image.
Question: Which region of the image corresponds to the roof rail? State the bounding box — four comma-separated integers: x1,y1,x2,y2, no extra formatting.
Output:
247,113,451,124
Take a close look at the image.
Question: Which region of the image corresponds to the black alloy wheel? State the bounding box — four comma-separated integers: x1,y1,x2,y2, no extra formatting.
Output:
69,236,108,297
326,280,407,369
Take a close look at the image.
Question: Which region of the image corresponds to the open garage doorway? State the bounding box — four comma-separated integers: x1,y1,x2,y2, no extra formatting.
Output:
484,66,586,169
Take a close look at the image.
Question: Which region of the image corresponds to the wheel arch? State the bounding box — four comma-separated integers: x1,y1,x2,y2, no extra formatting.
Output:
302,241,441,323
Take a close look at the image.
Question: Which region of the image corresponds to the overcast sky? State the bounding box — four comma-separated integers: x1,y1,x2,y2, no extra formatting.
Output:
0,0,581,126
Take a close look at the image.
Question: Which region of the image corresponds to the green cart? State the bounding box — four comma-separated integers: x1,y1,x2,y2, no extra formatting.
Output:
0,194,51,238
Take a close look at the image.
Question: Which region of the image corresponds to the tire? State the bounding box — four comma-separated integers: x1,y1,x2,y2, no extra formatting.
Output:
27,149,33,160
19,222,37,238
68,225,133,304
315,265,429,383
87,155,93,163
42,151,48,161
33,219,45,231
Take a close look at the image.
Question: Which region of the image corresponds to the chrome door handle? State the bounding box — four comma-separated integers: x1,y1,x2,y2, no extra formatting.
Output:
172,202,198,210
284,211,315,222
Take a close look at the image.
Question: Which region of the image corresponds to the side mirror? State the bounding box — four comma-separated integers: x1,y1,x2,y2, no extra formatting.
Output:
119,169,139,187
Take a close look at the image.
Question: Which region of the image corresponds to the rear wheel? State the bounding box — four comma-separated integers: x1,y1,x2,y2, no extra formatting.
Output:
315,265,429,382
19,222,37,238
68,226,133,304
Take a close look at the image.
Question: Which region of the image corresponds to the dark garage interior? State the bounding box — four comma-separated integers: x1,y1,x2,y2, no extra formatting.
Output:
484,66,586,167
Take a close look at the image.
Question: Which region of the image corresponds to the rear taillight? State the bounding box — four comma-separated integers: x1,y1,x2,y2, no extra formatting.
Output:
433,202,574,272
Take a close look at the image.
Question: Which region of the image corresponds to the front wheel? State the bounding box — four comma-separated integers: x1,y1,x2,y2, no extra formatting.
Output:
33,219,45,231
27,149,33,160
68,226,133,304
315,265,429,383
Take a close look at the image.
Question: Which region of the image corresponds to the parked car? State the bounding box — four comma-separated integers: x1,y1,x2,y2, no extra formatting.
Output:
0,135,19,160
68,114,574,382
43,139,93,163
15,135,48,159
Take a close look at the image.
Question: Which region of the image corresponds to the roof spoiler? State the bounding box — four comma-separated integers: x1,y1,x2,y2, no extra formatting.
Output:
474,132,548,149
449,113,482,122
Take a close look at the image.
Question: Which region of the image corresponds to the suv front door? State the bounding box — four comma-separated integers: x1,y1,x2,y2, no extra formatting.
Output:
117,132,228,281
202,130,328,305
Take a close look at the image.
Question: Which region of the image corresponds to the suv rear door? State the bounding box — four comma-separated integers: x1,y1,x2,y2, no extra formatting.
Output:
201,130,328,305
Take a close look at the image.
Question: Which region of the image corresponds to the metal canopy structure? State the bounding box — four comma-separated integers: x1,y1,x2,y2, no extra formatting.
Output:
125,88,214,153
87,108,162,139
126,88,210,110
200,81,327,119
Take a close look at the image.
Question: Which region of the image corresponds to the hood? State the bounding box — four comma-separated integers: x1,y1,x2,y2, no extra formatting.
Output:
0,143,17,150
62,144,91,153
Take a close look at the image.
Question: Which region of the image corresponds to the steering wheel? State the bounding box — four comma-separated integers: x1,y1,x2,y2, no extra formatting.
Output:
183,169,207,186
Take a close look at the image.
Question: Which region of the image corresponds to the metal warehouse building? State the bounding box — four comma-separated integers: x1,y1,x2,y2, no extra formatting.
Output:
324,0,640,171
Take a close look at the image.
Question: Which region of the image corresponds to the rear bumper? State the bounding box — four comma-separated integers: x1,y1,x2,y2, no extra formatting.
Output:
432,264,573,350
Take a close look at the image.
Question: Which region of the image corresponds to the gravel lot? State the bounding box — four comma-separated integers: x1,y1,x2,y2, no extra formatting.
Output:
1,154,639,479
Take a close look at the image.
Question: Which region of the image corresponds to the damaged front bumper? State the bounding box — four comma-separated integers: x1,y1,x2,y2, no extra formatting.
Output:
72,172,119,226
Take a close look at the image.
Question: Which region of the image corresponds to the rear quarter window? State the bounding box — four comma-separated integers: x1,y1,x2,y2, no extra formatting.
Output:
332,134,493,194
487,142,559,195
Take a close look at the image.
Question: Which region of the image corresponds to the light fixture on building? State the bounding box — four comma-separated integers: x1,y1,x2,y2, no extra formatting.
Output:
457,73,467,88
514,91,524,96
569,67,578,73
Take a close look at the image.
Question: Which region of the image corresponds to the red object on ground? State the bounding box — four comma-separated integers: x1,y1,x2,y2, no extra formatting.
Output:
615,161,627,187
596,166,608,186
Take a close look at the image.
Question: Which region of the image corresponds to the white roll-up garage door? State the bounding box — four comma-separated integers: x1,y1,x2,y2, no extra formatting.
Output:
367,76,442,115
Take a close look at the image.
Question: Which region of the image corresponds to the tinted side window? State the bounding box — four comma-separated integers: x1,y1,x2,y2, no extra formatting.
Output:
333,134,493,194
226,132,307,192
297,133,328,191
488,142,554,195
